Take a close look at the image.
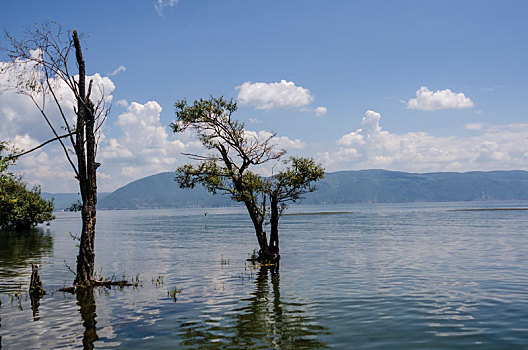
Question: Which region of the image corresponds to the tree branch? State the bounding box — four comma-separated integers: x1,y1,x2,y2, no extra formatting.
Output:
28,94,79,176
13,132,76,158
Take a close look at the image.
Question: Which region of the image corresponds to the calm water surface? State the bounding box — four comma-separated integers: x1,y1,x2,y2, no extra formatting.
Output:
1,202,528,349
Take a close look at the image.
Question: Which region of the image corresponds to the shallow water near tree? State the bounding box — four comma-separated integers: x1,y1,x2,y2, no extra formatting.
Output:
1,202,528,349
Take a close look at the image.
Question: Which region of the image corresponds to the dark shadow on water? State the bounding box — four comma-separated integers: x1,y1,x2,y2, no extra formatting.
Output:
0,228,54,292
179,265,330,349
76,288,99,350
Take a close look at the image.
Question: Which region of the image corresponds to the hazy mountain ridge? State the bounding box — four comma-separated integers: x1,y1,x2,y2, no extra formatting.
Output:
42,192,111,210
90,170,528,209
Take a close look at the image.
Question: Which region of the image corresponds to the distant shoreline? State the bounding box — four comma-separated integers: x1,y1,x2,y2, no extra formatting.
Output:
283,211,352,216
452,208,528,211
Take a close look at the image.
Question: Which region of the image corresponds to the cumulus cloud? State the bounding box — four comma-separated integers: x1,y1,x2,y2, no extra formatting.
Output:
236,80,314,110
116,99,129,108
109,65,126,76
97,106,308,189
154,0,178,16
1,55,312,192
321,110,528,173
407,86,474,111
0,54,116,191
315,106,327,117
0,66,114,145
9,99,204,192
98,101,200,187
249,118,262,124
13,147,74,190
245,130,306,150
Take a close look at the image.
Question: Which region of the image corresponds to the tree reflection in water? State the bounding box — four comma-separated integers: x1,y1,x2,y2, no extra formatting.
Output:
0,228,54,322
76,288,99,350
0,228,53,291
29,293,41,321
179,265,329,349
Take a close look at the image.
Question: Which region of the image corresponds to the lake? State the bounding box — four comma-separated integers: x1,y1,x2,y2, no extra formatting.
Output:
1,202,528,349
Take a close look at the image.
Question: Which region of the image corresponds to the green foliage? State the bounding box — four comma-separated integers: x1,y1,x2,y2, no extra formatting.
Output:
267,156,325,206
172,96,324,229
173,97,283,217
0,141,55,230
0,141,16,176
0,177,55,230
67,199,82,212
168,286,182,302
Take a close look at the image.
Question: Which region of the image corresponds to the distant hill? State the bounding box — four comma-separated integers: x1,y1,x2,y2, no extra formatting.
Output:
98,172,232,209
96,170,528,209
302,170,528,204
42,192,110,210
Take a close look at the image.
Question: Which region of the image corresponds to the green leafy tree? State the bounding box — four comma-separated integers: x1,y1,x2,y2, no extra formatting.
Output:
68,199,83,212
0,141,55,230
172,97,324,262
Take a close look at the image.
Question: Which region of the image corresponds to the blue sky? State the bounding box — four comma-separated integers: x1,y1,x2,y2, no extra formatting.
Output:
1,1,528,192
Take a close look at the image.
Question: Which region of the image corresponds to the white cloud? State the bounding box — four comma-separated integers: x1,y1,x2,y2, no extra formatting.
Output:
2,55,310,192
244,130,307,150
315,106,327,117
236,80,314,110
465,123,484,130
407,86,474,111
322,110,528,173
0,65,114,145
109,65,126,76
249,118,262,124
238,129,308,177
13,148,74,190
97,100,203,190
0,55,115,192
154,0,178,16
116,99,129,108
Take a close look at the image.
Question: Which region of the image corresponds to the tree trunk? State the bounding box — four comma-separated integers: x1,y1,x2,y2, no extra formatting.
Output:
244,200,270,257
73,30,97,287
269,194,280,257
76,203,96,286
29,263,44,296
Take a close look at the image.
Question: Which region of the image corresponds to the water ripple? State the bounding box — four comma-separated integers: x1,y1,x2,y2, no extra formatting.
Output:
1,203,528,348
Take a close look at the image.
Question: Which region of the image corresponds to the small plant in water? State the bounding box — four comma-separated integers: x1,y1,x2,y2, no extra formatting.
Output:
66,231,80,248
168,286,182,302
8,284,25,310
132,273,142,288
248,249,259,261
97,268,103,280
220,255,230,266
152,275,164,288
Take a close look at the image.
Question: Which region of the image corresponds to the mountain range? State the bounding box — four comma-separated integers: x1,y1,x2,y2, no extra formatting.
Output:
86,169,528,209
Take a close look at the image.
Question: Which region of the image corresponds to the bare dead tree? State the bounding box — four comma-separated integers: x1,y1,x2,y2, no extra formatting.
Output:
2,23,109,288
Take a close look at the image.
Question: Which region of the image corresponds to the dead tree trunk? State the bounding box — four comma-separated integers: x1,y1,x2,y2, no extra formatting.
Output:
269,193,280,258
72,30,97,287
29,263,45,296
